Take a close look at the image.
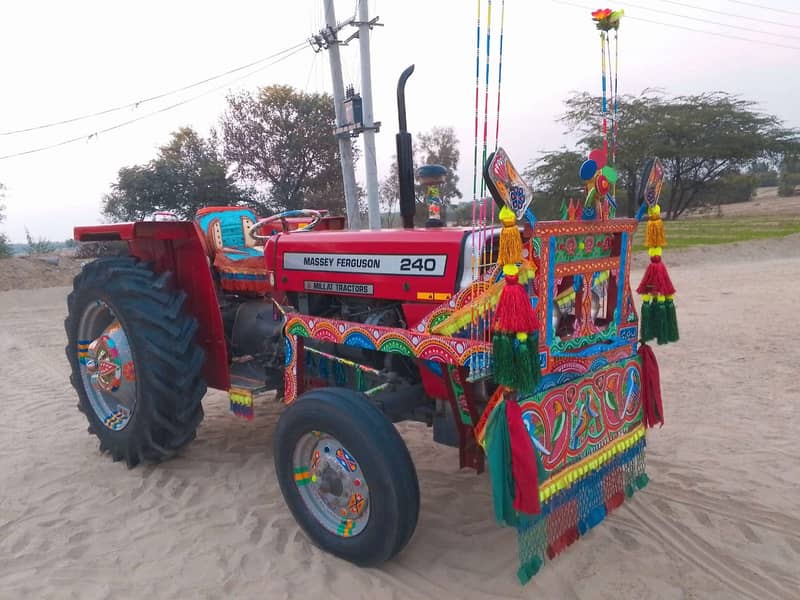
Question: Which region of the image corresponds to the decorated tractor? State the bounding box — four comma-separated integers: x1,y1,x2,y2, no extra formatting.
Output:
64,9,677,583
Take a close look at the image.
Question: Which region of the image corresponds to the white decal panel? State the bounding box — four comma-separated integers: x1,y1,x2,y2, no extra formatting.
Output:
304,281,374,295
283,252,447,277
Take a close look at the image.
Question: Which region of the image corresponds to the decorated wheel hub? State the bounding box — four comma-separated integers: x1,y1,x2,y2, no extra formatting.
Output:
293,432,370,537
77,300,137,431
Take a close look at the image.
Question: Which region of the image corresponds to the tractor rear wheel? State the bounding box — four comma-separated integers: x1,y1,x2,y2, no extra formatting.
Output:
64,257,206,467
274,387,420,566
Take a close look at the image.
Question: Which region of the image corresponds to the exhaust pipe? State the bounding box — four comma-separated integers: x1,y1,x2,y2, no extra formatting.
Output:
396,65,416,229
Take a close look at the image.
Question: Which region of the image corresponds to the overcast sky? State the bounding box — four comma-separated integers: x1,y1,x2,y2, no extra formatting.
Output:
1,0,798,242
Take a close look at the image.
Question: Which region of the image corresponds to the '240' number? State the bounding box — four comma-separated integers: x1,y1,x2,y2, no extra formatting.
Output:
400,257,437,272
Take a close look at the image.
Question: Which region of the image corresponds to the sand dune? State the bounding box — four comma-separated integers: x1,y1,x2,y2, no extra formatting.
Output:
1,237,799,599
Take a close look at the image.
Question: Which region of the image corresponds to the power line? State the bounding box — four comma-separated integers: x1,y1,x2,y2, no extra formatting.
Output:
551,0,800,51
624,0,800,38
0,45,308,161
658,0,800,30
726,0,800,17
0,41,308,136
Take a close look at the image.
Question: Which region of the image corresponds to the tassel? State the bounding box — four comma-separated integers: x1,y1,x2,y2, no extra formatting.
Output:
665,296,679,342
638,343,664,428
644,205,667,248
492,334,516,387
493,266,540,334
640,295,654,342
515,335,536,393
485,400,517,526
636,254,675,297
655,298,669,345
506,397,541,515
497,205,523,266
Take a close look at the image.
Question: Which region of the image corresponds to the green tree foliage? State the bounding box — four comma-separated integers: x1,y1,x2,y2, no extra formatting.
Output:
778,154,800,197
535,91,800,219
0,185,11,258
221,85,351,215
380,126,462,227
103,128,247,221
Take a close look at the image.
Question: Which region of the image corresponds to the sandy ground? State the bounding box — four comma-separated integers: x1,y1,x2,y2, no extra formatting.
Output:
1,236,800,599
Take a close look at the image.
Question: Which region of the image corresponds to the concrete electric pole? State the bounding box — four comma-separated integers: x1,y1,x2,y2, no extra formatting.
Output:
320,0,361,230
357,0,381,230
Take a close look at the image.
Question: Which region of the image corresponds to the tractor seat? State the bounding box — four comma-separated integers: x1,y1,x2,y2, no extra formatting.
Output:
195,206,270,294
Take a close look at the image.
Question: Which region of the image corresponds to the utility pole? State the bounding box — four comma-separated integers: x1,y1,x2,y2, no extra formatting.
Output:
357,0,381,230
320,0,361,230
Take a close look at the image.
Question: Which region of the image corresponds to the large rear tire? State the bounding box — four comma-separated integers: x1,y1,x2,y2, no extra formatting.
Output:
64,257,206,467
274,387,420,566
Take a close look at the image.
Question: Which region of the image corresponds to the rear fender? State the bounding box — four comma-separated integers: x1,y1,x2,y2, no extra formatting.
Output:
74,222,230,390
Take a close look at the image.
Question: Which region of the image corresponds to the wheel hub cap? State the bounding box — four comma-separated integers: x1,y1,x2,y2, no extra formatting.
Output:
77,301,137,431
293,433,370,536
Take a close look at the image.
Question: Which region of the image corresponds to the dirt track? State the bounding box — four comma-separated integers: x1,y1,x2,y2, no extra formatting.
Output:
1,237,799,599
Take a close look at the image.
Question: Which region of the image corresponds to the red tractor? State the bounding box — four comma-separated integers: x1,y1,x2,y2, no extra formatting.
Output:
65,68,660,576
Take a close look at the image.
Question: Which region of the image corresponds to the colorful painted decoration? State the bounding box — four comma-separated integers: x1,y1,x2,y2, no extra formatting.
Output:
487,147,534,220
640,157,665,208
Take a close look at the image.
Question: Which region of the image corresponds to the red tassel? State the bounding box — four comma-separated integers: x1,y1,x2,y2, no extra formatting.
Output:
639,343,664,428
493,273,539,334
636,255,676,297
505,398,541,514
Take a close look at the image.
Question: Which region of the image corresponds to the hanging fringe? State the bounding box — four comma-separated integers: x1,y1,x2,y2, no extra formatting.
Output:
639,343,664,428
497,205,523,265
644,206,666,247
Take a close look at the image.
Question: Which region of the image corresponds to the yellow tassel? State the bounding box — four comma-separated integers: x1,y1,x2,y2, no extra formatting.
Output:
645,205,667,248
497,206,523,266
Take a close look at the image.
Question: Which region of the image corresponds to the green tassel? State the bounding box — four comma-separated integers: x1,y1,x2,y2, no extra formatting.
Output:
517,555,544,584
655,300,668,345
492,333,516,387
515,340,535,393
635,473,650,490
486,403,517,527
640,299,654,342
665,298,679,343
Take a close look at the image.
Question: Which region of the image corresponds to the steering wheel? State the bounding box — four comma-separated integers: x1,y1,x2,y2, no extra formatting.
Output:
248,209,323,241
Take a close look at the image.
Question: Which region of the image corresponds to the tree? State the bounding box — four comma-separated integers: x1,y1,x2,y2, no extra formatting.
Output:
221,85,353,215
779,154,800,197
103,127,248,222
547,91,800,219
0,186,11,258
380,126,463,227
25,227,55,255
523,149,586,220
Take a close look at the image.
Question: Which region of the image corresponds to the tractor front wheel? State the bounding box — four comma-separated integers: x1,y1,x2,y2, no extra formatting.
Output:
274,387,420,565
64,257,206,467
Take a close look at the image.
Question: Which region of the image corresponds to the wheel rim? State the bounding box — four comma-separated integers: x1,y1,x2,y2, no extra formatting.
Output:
76,299,137,431
292,432,371,537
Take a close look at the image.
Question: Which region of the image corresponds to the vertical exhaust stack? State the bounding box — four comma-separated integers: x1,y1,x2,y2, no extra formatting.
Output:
396,65,416,229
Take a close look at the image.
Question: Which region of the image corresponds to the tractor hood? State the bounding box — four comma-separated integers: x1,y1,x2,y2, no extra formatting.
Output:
265,227,491,303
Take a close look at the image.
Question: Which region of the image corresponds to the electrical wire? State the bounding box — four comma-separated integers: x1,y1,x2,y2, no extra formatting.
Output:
551,0,800,51
658,0,800,31
0,41,308,136
726,0,800,17
0,45,308,161
626,0,800,38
